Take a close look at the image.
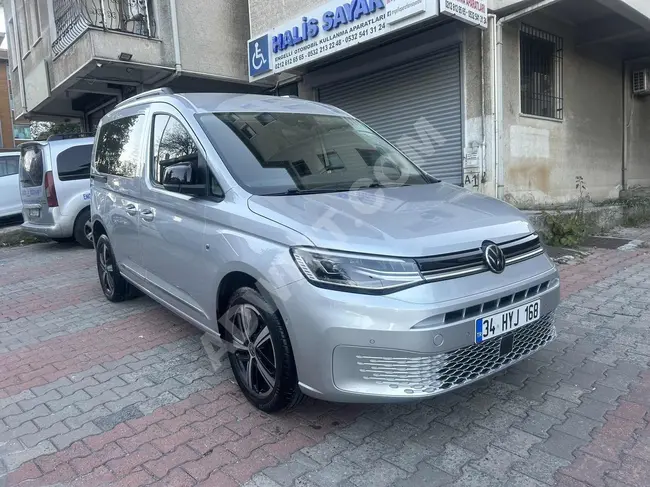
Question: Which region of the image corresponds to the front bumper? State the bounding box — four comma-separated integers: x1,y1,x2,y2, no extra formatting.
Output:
277,253,560,403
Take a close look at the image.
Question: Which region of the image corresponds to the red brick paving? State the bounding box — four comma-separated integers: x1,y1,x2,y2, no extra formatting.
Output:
0,308,195,397
4,245,650,486
8,381,346,486
560,366,650,486
0,282,100,320
558,249,647,299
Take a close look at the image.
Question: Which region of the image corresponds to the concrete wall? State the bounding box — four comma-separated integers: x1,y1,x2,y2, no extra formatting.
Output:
500,11,624,205
177,0,250,81
463,26,497,197
248,0,330,38
616,0,650,20
489,0,650,20
4,0,52,115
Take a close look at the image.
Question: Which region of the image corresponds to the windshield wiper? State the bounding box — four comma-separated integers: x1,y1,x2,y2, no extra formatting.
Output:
264,187,352,196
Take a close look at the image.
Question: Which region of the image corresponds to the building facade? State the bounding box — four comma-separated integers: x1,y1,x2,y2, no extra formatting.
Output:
5,0,650,204
4,0,255,131
247,0,650,205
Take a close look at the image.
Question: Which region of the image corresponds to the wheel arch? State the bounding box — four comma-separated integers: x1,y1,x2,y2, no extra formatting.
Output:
92,217,107,245
215,270,288,338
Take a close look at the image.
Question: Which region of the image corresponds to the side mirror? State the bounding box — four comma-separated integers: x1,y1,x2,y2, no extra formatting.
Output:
162,160,206,197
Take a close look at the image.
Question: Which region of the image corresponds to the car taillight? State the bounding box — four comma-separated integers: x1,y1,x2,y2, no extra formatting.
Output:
44,171,59,207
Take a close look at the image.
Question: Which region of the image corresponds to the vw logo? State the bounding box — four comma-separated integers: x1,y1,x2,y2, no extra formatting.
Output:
482,241,506,274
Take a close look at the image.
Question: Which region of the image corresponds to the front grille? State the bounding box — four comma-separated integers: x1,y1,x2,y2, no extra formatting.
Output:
414,234,543,282
443,280,550,324
355,313,555,395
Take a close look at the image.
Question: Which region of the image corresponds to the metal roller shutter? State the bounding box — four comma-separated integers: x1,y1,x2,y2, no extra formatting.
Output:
318,46,463,184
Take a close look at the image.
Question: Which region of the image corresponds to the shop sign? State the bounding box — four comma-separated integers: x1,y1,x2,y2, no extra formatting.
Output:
439,0,487,29
386,0,426,24
248,0,439,81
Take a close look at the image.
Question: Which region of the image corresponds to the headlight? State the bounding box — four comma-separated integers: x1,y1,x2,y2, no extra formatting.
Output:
290,247,424,294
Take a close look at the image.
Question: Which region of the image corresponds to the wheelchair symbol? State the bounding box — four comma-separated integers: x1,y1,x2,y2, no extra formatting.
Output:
251,42,267,71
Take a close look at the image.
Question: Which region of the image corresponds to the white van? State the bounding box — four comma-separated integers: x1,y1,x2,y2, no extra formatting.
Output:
19,135,95,247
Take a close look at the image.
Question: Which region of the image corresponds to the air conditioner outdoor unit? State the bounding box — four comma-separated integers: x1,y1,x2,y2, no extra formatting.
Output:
632,69,650,96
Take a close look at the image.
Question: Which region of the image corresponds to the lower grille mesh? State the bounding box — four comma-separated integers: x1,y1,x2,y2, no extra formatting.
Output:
356,313,556,395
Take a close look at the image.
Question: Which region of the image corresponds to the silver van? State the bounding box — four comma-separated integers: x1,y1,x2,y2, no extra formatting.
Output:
19,135,95,248
91,89,560,412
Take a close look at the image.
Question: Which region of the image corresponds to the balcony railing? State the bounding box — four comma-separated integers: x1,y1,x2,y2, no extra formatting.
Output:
52,0,156,56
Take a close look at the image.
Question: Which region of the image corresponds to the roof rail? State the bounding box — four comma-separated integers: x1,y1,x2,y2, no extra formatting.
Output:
47,132,95,142
115,87,174,109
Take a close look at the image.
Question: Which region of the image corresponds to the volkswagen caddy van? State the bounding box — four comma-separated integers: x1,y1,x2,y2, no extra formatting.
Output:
90,89,560,412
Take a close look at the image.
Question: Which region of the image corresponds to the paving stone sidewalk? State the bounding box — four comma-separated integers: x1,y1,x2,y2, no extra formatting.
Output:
1,237,650,486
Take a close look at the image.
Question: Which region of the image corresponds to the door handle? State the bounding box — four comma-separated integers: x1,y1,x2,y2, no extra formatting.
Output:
124,204,137,216
140,209,155,222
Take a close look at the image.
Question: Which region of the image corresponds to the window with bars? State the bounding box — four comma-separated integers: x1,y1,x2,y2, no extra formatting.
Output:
520,24,564,120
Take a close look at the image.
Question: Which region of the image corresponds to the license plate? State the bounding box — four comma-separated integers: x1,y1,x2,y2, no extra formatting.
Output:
475,300,540,344
28,208,40,218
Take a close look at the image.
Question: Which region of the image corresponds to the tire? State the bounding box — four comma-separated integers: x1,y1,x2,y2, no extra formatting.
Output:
225,287,304,412
73,208,94,249
95,234,132,302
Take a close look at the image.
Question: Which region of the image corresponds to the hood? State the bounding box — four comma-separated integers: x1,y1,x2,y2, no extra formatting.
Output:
248,182,536,257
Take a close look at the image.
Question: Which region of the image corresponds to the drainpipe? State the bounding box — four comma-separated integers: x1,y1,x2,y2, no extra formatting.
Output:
622,60,629,193
488,14,499,198
492,0,564,199
9,0,28,117
154,0,182,87
480,28,487,186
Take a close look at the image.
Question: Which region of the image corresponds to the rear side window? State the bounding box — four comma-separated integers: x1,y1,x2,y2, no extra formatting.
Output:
94,115,145,177
0,156,19,177
57,145,93,181
20,147,44,187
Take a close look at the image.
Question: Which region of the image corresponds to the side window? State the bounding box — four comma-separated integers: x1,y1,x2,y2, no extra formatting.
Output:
56,145,93,181
95,115,145,177
151,114,203,193
6,156,19,175
0,156,19,177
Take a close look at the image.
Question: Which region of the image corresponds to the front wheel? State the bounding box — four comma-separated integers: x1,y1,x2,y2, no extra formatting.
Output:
95,234,133,302
225,287,304,412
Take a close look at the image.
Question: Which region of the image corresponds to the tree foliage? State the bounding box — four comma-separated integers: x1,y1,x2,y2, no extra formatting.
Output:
30,121,83,141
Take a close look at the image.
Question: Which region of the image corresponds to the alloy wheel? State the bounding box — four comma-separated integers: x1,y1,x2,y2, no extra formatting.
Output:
84,219,94,244
98,241,115,296
230,303,277,398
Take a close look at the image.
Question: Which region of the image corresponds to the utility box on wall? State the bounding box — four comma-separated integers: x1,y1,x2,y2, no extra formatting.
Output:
632,69,650,96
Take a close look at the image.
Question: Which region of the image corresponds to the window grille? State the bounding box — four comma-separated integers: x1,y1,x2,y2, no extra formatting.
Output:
520,24,564,120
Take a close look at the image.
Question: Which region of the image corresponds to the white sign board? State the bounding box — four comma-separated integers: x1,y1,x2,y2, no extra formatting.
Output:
439,0,487,29
386,0,426,24
248,0,440,81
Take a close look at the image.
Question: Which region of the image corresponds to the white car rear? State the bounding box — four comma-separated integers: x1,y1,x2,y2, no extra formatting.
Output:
19,135,95,247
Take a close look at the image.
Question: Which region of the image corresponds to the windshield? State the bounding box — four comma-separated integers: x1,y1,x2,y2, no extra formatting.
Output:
197,112,435,195
20,146,44,188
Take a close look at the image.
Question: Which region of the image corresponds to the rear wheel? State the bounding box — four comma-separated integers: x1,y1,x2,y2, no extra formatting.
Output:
225,287,304,412
73,208,94,248
95,234,132,302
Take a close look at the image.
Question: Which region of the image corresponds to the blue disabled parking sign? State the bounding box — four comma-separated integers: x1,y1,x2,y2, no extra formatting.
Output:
248,35,271,77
